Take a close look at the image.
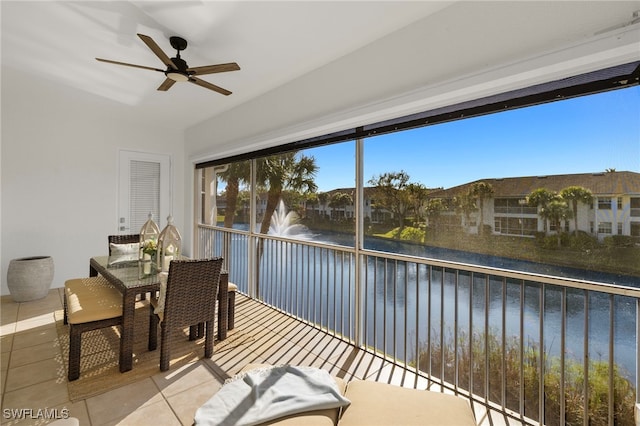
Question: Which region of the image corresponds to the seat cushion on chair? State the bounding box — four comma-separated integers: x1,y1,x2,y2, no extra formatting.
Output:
340,380,476,426
65,276,116,295
66,283,122,325
228,282,238,292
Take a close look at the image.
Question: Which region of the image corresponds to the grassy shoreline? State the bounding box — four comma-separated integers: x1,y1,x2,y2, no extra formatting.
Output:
372,226,640,278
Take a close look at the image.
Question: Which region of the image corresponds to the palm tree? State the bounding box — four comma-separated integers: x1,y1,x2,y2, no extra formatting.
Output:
256,152,318,234
469,181,494,236
218,162,251,228
539,197,573,247
527,188,555,233
252,152,317,295
559,186,593,236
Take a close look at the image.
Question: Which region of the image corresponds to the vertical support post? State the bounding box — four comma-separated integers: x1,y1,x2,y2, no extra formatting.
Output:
354,135,364,346
248,158,258,299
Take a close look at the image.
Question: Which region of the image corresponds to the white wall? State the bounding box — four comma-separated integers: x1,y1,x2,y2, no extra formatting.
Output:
1,68,184,295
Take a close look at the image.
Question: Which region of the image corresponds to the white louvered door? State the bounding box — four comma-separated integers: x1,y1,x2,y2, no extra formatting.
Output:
118,150,171,235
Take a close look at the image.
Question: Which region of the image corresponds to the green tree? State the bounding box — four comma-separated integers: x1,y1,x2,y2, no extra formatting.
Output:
304,192,320,219
218,162,250,228
425,198,445,238
540,196,573,247
469,181,494,235
527,188,555,233
454,192,477,232
328,191,353,221
406,182,429,226
368,171,412,231
559,186,593,236
256,152,318,235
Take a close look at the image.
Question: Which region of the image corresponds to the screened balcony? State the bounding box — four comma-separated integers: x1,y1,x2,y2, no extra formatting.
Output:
193,72,640,425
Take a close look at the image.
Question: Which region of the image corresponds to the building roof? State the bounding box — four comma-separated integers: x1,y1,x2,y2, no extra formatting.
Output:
428,171,640,198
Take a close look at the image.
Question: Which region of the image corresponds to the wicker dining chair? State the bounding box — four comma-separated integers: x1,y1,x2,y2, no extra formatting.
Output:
63,234,139,325
148,258,224,371
107,234,149,300
108,233,140,249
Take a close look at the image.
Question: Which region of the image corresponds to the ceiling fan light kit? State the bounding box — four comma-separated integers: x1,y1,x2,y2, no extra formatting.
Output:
96,33,240,95
166,72,189,82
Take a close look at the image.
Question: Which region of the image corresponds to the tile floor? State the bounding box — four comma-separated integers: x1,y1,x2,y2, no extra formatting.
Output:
1,288,519,426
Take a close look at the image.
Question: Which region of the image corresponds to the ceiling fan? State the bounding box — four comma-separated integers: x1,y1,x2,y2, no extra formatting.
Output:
96,33,240,95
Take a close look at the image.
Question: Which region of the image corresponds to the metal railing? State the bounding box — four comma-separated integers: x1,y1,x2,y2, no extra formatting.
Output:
197,224,640,426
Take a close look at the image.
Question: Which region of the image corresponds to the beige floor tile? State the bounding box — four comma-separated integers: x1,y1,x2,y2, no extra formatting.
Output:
9,340,60,369
2,378,70,412
1,351,10,372
152,361,220,398
11,327,58,351
0,403,86,426
20,289,62,310
85,378,164,425
0,324,17,339
53,400,91,426
1,303,19,324
94,399,180,426
365,360,432,389
165,379,221,425
0,334,14,354
4,357,62,392
329,347,384,381
14,313,57,333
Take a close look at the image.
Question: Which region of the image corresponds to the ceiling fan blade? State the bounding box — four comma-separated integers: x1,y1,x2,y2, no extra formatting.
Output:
189,77,232,96
187,62,240,76
96,58,164,72
157,78,176,91
137,33,177,70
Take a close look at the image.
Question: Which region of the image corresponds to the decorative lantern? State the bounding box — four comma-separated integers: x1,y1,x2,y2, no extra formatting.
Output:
139,213,160,275
157,215,181,273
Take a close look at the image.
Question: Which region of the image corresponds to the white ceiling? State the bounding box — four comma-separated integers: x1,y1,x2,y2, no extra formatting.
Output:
1,1,452,131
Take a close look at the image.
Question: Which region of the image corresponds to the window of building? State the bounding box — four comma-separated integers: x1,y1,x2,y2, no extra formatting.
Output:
598,197,612,210
598,222,612,234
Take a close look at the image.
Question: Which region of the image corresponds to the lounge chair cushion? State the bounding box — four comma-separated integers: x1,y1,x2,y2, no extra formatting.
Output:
339,380,476,426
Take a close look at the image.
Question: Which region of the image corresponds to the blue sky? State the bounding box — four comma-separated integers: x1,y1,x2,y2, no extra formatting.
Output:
305,86,640,192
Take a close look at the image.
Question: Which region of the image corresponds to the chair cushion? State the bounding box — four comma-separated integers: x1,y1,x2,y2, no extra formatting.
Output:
66,281,122,324
65,276,116,294
228,282,238,292
340,380,476,426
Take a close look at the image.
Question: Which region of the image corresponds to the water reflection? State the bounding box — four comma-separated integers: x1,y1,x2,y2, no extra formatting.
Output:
216,228,637,383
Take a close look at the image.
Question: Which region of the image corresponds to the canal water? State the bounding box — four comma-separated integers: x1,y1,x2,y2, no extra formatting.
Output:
220,224,639,384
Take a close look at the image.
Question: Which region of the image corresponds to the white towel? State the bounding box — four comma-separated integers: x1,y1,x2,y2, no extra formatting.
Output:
194,365,351,426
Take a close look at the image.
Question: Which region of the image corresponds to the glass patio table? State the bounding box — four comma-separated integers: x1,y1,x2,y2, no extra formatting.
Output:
89,255,230,373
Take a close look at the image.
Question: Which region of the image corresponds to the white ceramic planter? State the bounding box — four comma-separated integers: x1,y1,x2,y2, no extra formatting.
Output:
7,256,54,302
